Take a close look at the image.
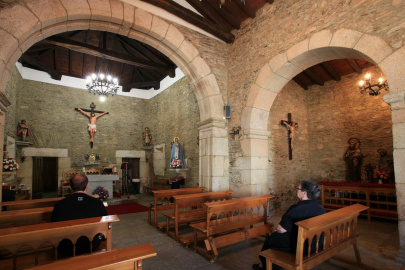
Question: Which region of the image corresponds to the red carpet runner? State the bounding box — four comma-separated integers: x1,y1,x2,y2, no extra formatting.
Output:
106,203,149,215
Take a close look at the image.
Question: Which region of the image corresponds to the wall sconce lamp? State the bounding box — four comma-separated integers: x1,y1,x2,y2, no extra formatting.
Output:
230,126,242,139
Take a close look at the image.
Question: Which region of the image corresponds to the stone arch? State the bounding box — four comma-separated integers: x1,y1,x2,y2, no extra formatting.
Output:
0,0,228,192
241,28,405,262
241,28,405,195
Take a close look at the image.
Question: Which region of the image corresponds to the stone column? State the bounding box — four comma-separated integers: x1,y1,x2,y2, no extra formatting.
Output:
383,91,405,264
238,128,270,196
198,119,229,191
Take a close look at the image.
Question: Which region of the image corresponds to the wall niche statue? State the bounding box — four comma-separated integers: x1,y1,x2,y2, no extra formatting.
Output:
343,138,363,182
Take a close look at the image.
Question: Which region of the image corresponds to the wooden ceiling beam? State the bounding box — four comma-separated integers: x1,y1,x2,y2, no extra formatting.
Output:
206,0,241,29
140,0,234,43
122,81,160,92
117,36,166,65
321,62,341,81
185,0,233,30
347,59,362,74
292,76,309,90
20,54,62,80
235,1,256,18
42,36,175,76
303,69,324,86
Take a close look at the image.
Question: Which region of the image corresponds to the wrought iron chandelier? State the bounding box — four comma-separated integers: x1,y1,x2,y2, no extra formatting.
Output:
358,73,389,96
86,73,119,97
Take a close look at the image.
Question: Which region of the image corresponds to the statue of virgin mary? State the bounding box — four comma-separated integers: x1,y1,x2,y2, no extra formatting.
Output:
169,137,186,168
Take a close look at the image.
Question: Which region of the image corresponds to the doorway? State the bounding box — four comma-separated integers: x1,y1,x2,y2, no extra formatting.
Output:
32,157,58,199
121,158,140,194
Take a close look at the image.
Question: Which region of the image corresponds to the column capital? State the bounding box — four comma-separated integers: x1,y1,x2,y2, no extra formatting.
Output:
197,117,226,130
383,91,405,110
242,128,271,140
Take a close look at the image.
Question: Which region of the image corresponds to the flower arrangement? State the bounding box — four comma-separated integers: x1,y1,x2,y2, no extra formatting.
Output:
3,157,19,172
171,159,182,168
93,186,109,200
373,170,389,183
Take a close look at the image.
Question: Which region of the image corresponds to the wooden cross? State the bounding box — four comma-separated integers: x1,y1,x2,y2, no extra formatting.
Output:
281,113,298,160
75,102,105,114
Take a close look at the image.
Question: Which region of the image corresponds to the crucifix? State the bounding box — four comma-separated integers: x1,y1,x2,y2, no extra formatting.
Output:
75,102,109,148
281,113,298,160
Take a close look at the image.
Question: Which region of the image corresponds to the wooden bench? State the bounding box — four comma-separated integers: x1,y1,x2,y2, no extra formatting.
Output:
26,243,157,270
1,197,63,211
163,190,234,244
190,194,275,262
0,215,119,269
320,182,397,221
143,179,170,195
260,204,369,270
148,187,206,229
0,207,53,229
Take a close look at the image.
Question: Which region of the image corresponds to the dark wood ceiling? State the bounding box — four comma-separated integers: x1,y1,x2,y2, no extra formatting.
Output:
19,30,177,92
17,0,373,92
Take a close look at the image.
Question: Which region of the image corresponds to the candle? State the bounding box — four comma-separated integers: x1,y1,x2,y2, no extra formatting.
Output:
82,167,85,172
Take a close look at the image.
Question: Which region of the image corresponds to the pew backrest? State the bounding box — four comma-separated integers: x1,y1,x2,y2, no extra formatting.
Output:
0,215,120,258
1,197,63,211
26,243,157,270
0,206,53,228
148,187,206,228
260,204,369,270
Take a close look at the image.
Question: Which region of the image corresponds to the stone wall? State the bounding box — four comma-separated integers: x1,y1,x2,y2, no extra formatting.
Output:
307,66,393,182
268,81,310,212
4,67,20,141
16,79,146,167
227,0,401,208
145,77,200,186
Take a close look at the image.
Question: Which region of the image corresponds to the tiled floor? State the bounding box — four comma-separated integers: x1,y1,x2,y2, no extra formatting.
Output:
108,194,404,270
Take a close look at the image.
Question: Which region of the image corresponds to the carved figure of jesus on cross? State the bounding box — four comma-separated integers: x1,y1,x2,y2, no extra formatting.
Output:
75,102,109,148
281,113,298,160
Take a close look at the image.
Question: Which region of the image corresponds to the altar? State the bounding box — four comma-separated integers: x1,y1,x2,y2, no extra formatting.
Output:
86,174,119,199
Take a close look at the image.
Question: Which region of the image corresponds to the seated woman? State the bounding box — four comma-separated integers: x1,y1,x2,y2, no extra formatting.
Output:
253,180,325,270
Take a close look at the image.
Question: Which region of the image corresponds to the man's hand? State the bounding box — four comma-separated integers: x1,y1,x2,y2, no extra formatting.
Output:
275,224,287,233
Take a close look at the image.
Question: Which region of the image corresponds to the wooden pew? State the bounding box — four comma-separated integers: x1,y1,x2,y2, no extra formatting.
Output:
26,243,157,270
1,197,63,211
164,190,234,244
0,215,119,269
143,179,170,195
0,207,53,229
320,182,397,221
260,204,369,270
148,187,206,229
190,194,274,262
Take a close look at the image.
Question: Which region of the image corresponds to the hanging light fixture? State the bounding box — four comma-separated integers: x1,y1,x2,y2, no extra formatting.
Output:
86,73,119,97
358,73,389,96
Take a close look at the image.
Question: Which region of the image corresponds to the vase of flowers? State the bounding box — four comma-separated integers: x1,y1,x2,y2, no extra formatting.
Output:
3,157,19,172
92,186,109,200
373,170,388,184
171,159,182,168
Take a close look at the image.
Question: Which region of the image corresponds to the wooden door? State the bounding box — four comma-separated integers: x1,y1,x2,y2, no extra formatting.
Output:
32,157,44,199
32,157,58,199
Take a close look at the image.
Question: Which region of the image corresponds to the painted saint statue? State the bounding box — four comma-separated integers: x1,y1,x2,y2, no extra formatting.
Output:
169,136,186,168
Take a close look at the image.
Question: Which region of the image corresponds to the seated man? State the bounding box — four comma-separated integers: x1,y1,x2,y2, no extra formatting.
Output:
253,180,326,270
52,173,108,256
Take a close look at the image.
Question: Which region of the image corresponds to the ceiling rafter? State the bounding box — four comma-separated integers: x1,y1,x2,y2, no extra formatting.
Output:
347,59,362,74
139,0,234,43
321,62,341,81
42,36,175,76
20,54,62,80
122,81,160,92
